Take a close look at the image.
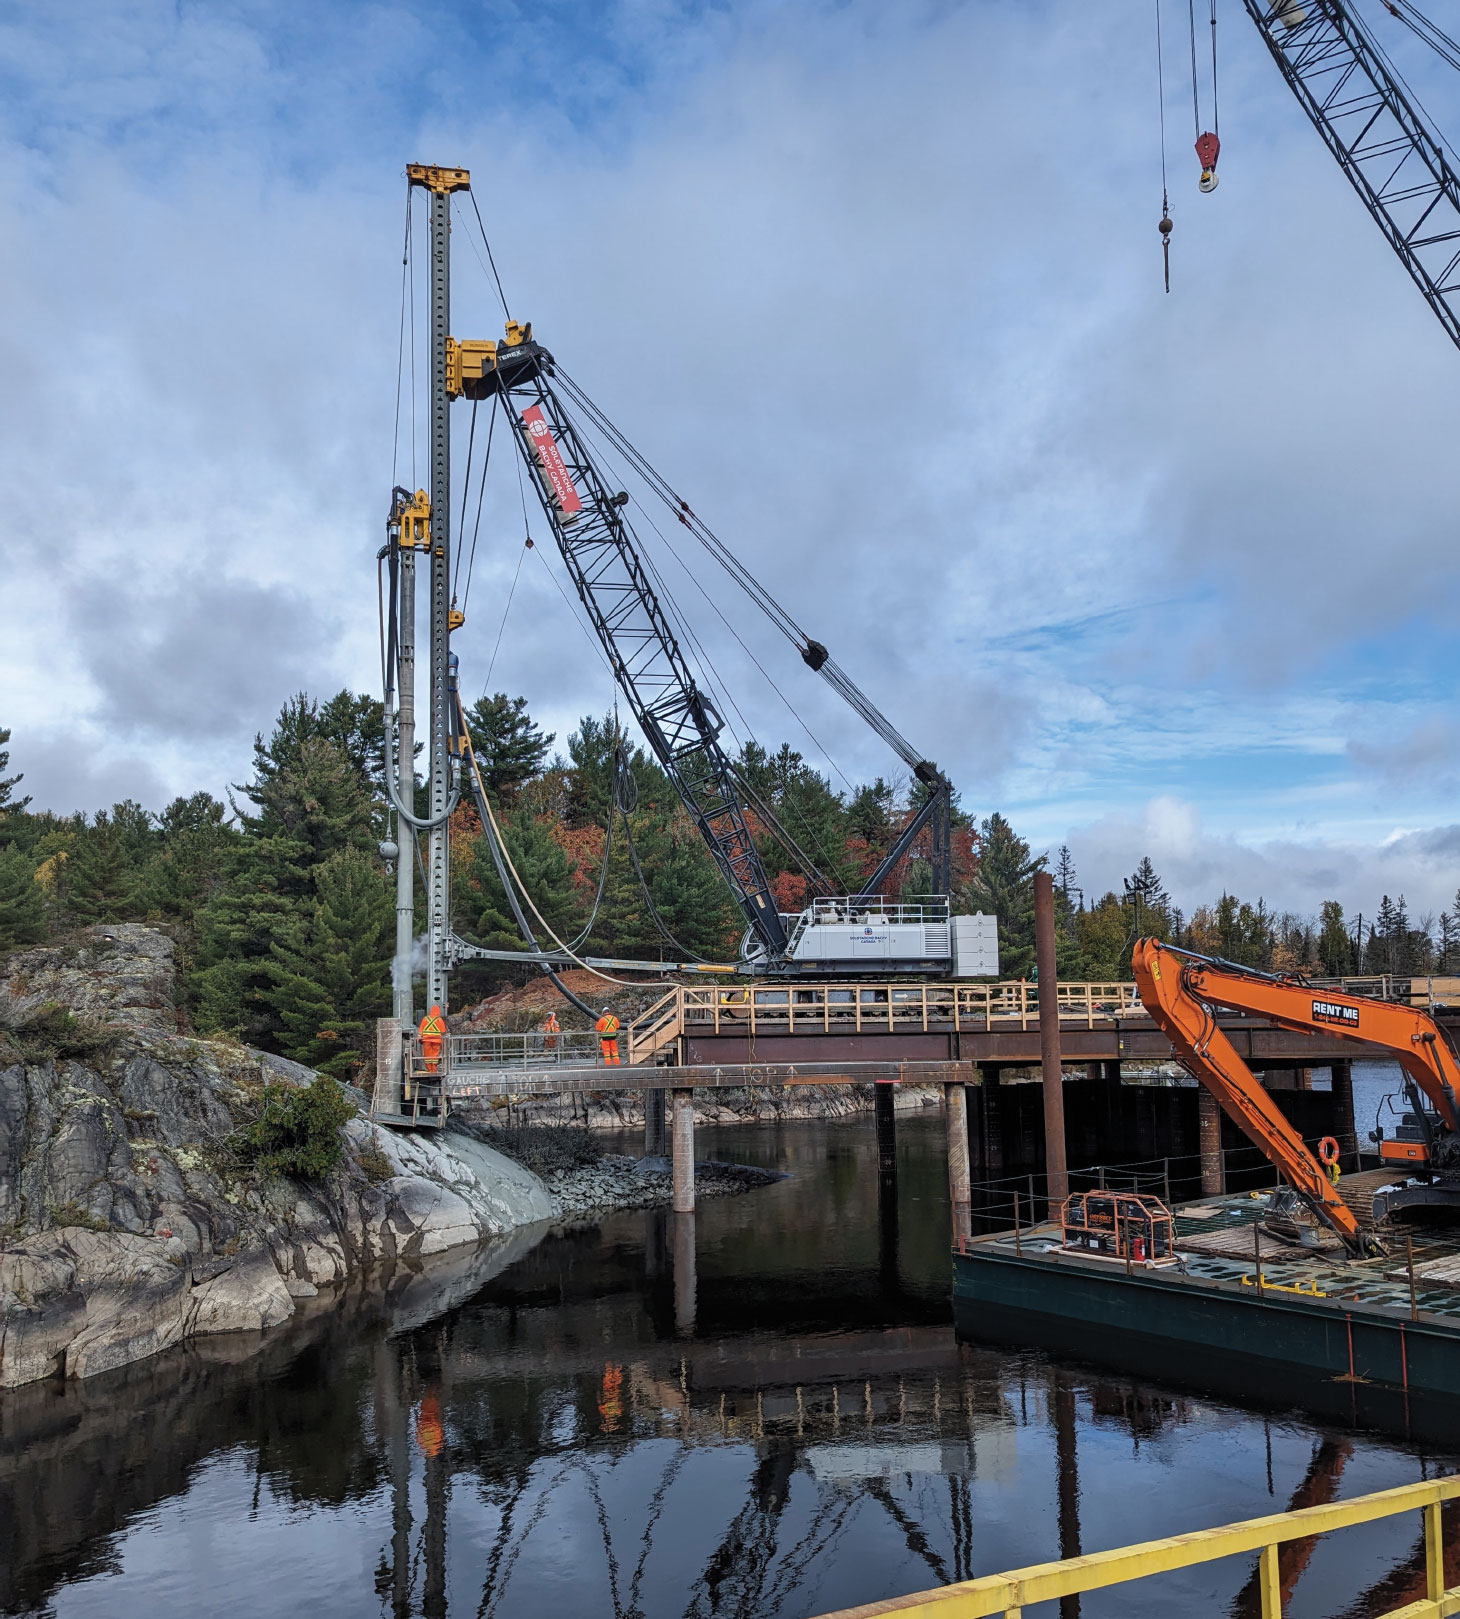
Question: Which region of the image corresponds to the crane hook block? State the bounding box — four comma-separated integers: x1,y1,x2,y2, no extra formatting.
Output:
1195,131,1220,193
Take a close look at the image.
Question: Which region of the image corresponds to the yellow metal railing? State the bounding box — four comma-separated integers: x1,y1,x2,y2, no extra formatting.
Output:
810,1475,1460,1619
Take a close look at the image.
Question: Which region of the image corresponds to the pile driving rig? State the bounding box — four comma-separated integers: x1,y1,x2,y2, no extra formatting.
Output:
381,164,995,1026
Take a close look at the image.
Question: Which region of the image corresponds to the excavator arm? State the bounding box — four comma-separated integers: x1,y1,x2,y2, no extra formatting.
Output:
1133,939,1460,1253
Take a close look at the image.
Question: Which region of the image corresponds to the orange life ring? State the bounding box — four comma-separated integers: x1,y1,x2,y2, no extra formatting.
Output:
1318,1136,1341,1167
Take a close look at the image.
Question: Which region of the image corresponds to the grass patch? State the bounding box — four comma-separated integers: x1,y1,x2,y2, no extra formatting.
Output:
47,1200,110,1232
4,1004,120,1065
232,1076,354,1180
355,1139,395,1183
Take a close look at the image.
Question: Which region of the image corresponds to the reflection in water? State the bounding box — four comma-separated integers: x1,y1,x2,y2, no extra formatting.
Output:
1,1114,1457,1619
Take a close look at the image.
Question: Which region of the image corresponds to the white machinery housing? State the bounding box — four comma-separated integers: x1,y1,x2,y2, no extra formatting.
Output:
776,897,999,977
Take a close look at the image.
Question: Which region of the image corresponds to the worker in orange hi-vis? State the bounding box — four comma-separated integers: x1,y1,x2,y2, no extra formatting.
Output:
418,1004,446,1074
542,1011,560,1052
594,1008,621,1066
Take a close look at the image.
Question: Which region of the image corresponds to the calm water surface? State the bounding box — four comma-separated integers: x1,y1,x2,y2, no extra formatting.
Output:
2,1112,1456,1619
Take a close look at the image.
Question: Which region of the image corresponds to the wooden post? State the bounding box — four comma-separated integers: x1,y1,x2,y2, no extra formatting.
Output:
1034,871,1069,1206
982,1065,1004,1173
1199,1088,1225,1197
672,1088,695,1212
946,1083,972,1243
373,1018,403,1118
1332,1060,1358,1164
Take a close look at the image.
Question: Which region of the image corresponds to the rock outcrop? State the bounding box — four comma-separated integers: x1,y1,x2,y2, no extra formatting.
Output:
0,927,558,1389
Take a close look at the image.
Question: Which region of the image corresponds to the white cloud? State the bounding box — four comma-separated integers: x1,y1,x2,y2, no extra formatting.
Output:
1068,794,1460,918
0,0,1456,948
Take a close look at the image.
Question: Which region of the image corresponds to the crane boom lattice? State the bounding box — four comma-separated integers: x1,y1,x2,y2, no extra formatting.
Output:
477,340,790,957
1245,0,1460,350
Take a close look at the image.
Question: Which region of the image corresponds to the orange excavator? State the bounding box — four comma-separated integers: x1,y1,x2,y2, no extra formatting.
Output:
1133,938,1460,1257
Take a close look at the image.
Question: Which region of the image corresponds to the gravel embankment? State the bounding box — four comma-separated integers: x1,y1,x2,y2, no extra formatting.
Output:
544,1154,782,1216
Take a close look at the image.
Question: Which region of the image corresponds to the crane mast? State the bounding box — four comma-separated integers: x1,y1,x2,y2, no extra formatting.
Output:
1245,0,1460,350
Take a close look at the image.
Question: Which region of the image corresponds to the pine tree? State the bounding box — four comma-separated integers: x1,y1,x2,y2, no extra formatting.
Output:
1124,857,1172,934
0,845,46,952
462,806,582,953
0,725,30,815
246,737,377,861
1054,845,1079,903
193,705,380,1042
1440,909,1460,975
67,810,142,924
465,693,554,803
143,794,237,923
1074,892,1128,980
318,690,388,794
268,846,393,1076
962,814,1043,978
191,832,311,1041
1317,900,1353,976
633,808,741,959
565,714,620,829
854,780,899,854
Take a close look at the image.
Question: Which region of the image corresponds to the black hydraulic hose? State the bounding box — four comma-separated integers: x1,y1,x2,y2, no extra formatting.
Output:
459,721,598,1019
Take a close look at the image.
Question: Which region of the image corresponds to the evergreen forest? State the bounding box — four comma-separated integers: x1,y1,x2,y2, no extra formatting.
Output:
0,703,1446,1084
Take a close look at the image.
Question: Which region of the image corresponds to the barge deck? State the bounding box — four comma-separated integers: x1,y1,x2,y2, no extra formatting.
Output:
953,1189,1460,1429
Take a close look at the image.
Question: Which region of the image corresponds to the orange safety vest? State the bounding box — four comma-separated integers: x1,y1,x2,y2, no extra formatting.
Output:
595,1014,620,1036
419,1009,447,1041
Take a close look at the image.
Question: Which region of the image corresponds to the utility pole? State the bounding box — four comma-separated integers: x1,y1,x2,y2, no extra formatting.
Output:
407,163,470,1017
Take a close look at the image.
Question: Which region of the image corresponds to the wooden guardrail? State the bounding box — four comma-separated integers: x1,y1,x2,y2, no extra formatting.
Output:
624,980,1143,1060
809,1474,1460,1619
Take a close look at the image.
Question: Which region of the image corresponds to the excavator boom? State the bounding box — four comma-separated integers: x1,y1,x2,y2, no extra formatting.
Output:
1132,938,1372,1252
1136,938,1460,1251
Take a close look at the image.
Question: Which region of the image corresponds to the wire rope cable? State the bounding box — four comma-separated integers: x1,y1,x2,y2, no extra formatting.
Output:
1209,0,1220,138
461,394,498,620
460,709,677,987
553,369,929,769
565,399,856,796
452,398,478,602
1379,0,1460,76
392,183,412,486
482,535,527,692
469,189,513,320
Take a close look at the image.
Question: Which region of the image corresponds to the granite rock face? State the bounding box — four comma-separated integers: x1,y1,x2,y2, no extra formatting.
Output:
0,927,558,1389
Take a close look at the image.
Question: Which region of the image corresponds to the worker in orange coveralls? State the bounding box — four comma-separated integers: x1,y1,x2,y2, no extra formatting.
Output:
415,1390,444,1458
543,1011,560,1052
595,1008,621,1066
418,1005,446,1073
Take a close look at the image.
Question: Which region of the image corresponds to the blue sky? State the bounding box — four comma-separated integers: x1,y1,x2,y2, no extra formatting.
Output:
3,0,1460,919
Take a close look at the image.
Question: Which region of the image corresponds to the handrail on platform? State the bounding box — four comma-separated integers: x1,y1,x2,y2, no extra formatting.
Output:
808,1474,1460,1619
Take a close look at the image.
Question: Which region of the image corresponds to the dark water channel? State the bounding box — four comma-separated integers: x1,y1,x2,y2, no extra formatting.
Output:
3,1112,1457,1618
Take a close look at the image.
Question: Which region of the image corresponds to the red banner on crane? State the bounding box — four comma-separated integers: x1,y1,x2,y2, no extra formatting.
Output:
521,405,582,517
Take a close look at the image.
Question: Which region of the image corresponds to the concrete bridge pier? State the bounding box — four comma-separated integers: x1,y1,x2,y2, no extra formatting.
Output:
672,1088,695,1212
672,1210,696,1336
645,1087,666,1157
946,1082,972,1243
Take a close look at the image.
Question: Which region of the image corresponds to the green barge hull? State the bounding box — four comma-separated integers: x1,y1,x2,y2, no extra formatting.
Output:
953,1199,1460,1434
